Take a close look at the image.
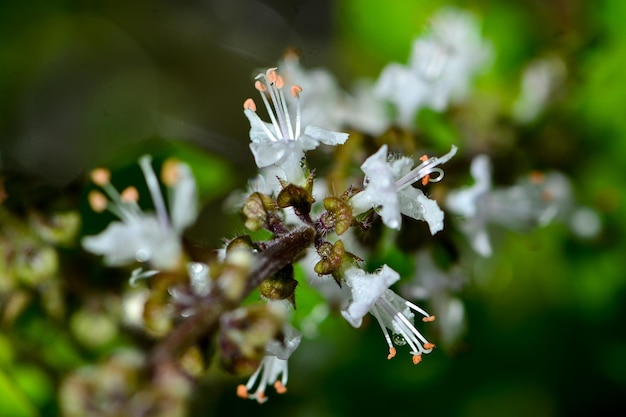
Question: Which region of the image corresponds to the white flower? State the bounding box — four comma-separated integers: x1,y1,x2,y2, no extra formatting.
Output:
243,68,349,191
375,7,492,127
341,265,435,364
237,324,302,404
341,265,436,364
350,144,457,233
82,156,197,270
446,155,573,256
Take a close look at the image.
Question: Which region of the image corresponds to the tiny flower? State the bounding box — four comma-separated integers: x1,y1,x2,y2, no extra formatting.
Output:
446,155,573,256
375,7,492,127
243,68,349,191
350,144,457,233
82,156,198,270
237,324,302,403
341,265,436,364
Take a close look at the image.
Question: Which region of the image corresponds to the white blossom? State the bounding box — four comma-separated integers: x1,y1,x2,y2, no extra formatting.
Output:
446,154,573,256
243,68,349,192
350,144,457,233
375,7,492,127
341,265,436,364
82,156,197,270
237,324,302,403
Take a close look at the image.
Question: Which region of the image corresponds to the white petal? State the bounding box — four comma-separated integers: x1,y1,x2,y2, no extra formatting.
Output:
398,187,445,234
302,125,349,146
82,217,182,269
342,265,400,327
244,109,277,144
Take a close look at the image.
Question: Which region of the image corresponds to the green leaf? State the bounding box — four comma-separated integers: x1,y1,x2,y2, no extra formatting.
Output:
0,369,38,417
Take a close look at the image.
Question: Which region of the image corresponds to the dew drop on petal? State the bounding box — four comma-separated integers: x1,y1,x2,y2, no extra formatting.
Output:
392,333,407,346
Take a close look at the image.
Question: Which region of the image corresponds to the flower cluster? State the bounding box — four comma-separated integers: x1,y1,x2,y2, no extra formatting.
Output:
69,5,601,410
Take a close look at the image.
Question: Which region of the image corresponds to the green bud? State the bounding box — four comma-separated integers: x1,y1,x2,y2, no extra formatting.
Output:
258,264,298,307
241,192,276,231
322,197,353,235
276,184,314,216
314,240,345,276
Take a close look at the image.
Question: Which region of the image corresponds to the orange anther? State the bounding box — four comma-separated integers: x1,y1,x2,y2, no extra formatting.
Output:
161,158,180,186
121,186,139,203
275,75,285,89
387,347,397,360
254,80,266,92
236,384,248,399
412,354,422,365
422,315,436,322
419,155,431,185
88,190,108,213
423,342,435,350
529,171,545,184
274,381,287,394
267,69,278,83
291,85,303,97
244,98,257,111
90,168,111,186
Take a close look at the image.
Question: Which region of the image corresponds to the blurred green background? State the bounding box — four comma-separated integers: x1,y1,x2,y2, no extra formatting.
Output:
1,0,625,416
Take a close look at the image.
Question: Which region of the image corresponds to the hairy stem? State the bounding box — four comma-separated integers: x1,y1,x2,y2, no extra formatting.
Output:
150,226,315,368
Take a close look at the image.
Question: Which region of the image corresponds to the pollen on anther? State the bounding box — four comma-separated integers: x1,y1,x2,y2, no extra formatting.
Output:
419,155,431,185
254,80,266,92
267,68,278,83
90,168,111,186
121,186,139,203
412,354,423,365
236,384,248,399
161,159,180,186
275,75,285,89
422,315,436,322
88,190,108,213
291,85,303,97
274,381,287,394
244,98,257,111
423,342,436,350
387,347,397,360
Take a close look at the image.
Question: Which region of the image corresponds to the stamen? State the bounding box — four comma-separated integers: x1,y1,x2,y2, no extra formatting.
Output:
275,75,285,89
254,81,266,92
161,158,180,187
139,155,170,229
274,381,287,394
387,347,397,360
394,145,458,191
244,98,257,111
412,354,423,365
422,315,436,322
267,68,278,84
236,385,248,399
90,168,111,186
121,186,139,203
423,342,435,350
88,190,108,212
419,155,431,185
291,85,303,97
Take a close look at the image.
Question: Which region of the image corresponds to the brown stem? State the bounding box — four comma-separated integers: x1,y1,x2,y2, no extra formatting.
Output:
150,226,315,367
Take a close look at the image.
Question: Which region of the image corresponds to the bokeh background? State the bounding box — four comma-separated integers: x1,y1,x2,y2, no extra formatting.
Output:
1,0,625,416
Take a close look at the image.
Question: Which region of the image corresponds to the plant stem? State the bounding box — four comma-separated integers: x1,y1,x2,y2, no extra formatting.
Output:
150,226,315,367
